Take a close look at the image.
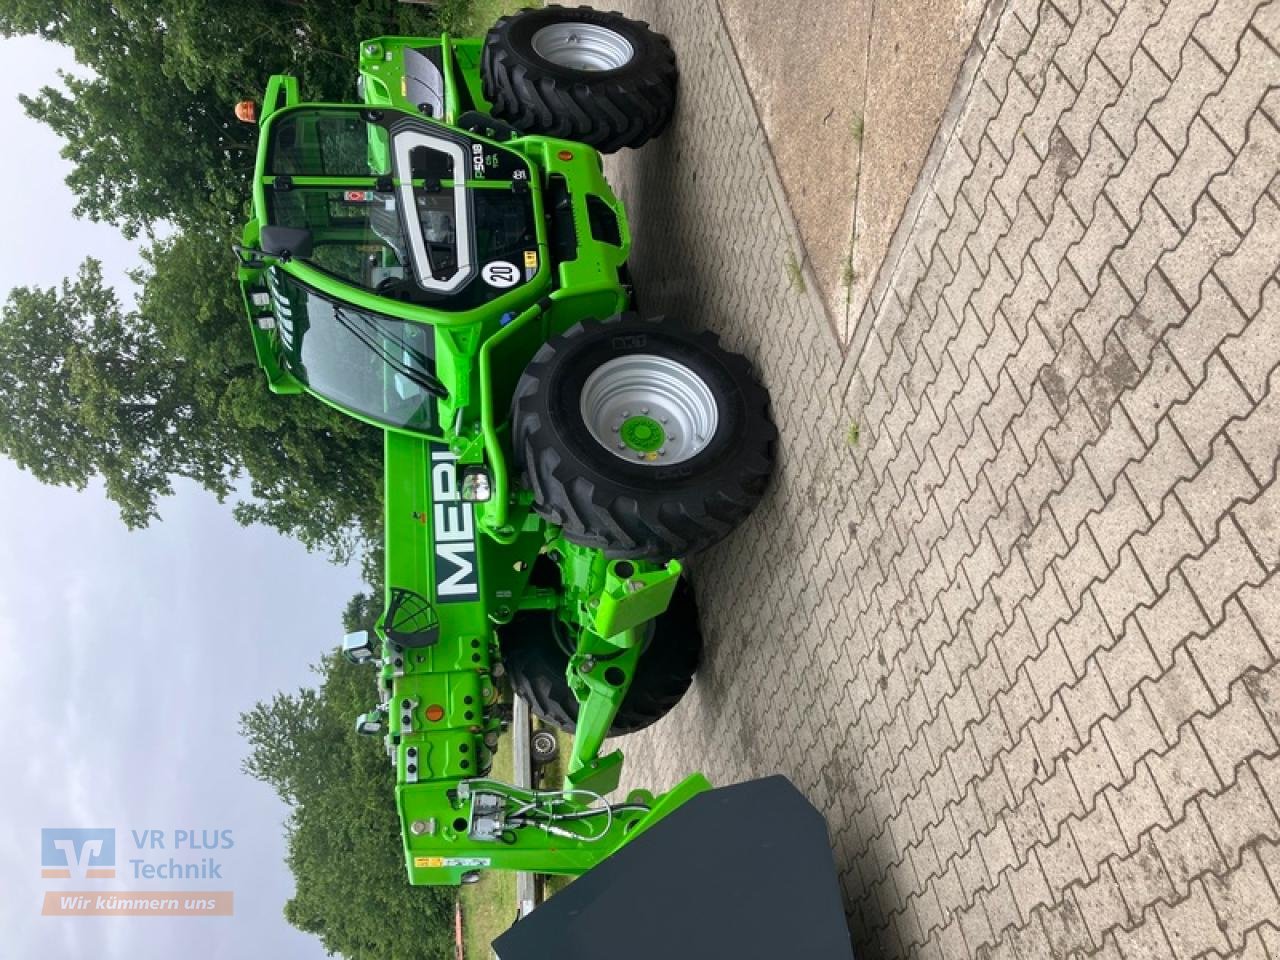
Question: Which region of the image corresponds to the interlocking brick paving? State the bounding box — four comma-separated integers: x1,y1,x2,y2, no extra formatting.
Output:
604,0,1280,956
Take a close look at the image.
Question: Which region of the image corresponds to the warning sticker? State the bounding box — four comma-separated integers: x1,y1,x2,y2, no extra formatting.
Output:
344,190,367,202
415,857,491,868
523,250,537,269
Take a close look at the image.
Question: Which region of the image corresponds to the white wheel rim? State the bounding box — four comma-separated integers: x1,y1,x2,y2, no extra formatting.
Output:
531,22,635,72
579,354,720,466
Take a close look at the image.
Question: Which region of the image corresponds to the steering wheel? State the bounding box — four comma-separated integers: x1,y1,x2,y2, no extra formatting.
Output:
376,276,405,297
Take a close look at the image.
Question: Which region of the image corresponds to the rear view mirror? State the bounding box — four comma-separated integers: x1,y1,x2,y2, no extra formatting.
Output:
259,225,314,261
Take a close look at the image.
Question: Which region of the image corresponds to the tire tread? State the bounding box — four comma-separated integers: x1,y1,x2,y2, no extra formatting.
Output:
481,5,678,153
512,314,776,560
502,579,702,735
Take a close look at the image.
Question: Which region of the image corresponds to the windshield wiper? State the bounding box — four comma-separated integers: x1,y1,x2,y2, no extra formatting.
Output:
364,314,435,372
330,306,448,400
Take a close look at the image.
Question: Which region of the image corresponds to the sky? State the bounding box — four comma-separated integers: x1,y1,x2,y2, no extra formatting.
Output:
0,35,364,959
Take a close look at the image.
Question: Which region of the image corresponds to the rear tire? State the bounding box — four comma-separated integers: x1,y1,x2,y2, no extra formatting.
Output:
500,577,702,735
512,314,776,560
481,5,678,153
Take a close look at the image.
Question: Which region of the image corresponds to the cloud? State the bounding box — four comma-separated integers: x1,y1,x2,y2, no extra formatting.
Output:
0,467,359,958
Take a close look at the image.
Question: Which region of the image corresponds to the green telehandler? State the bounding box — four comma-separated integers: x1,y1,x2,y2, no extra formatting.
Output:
236,7,851,956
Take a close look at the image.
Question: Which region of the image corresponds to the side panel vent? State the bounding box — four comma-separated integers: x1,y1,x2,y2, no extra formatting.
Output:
546,175,577,263
586,195,621,246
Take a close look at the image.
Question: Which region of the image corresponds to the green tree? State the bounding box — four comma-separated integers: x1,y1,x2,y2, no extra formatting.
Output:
0,258,232,525
343,590,384,635
3,0,441,236
241,651,455,959
5,0,256,237
20,66,257,239
0,0,450,556
137,230,386,558
0,242,384,557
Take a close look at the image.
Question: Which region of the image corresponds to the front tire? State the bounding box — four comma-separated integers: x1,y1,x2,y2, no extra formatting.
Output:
512,315,777,560
481,5,678,153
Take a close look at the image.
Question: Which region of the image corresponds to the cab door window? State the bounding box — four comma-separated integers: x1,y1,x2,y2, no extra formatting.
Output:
269,188,410,294
269,110,391,177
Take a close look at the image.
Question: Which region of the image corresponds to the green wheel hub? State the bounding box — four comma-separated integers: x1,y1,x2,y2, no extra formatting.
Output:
620,415,665,453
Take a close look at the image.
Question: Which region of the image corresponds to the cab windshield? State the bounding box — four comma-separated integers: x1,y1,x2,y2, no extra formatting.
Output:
267,268,442,432
264,107,538,312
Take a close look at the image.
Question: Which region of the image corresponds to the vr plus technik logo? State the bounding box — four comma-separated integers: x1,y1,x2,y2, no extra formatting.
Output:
41,828,116,880
39,826,235,917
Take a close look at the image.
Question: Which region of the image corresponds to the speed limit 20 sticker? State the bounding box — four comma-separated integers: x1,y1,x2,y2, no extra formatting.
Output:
481,261,520,288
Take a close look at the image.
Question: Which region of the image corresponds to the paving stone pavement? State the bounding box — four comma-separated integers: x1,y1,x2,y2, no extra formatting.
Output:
601,0,1280,957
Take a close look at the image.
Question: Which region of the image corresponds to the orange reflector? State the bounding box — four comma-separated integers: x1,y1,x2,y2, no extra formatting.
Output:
425,704,445,722
557,150,574,161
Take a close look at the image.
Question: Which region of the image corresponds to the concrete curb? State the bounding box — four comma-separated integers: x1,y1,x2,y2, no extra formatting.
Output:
710,0,857,348
840,0,1013,381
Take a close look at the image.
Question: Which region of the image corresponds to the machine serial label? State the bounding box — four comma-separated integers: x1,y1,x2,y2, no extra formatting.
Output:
430,444,480,602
